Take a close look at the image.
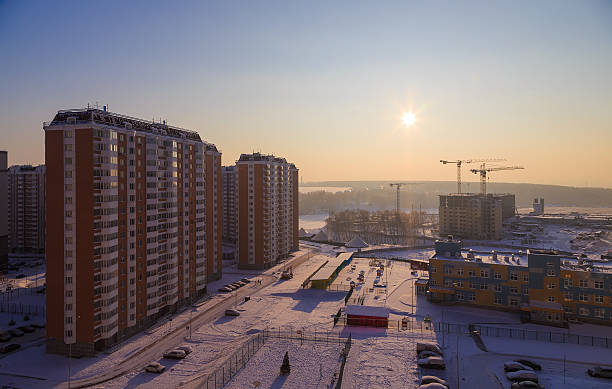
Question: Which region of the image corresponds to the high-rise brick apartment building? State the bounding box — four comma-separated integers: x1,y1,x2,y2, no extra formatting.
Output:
234,153,298,270
222,166,237,244
439,193,515,240
44,108,221,355
0,151,7,270
8,165,46,253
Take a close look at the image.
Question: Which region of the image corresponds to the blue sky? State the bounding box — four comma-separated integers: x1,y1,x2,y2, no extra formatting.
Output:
1,0,611,187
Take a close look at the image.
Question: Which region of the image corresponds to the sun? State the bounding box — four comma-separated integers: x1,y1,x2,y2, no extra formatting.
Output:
402,111,416,127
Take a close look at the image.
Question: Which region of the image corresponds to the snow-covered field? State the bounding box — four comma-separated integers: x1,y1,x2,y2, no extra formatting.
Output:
299,213,328,232
225,339,343,389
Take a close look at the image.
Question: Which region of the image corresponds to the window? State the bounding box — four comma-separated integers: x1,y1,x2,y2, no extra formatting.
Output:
456,280,464,288
594,280,604,289
444,279,453,288
65,170,72,178
594,309,605,318
564,278,572,288
468,294,476,302
548,296,555,303
65,263,72,271
480,283,488,290
547,283,556,289
523,274,529,282
65,277,72,284
579,279,589,288
595,295,604,303
509,286,518,294
546,268,556,277
564,292,572,301
64,144,73,151
65,303,72,311
522,286,529,295
65,330,73,337
456,292,464,301
65,210,72,218
65,223,72,231
494,272,501,280
65,197,72,205
494,295,504,305
509,298,519,307
495,284,502,292
430,266,437,273
65,157,72,165
510,272,518,281
480,270,489,278
65,317,72,324
456,268,464,276
468,270,475,277
579,307,589,316
64,130,72,138
65,290,72,297
579,293,589,302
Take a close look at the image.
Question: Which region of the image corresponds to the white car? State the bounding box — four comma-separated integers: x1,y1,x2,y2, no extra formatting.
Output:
145,362,165,373
504,361,533,372
417,356,446,370
225,309,240,316
506,370,538,382
163,349,187,359
416,342,443,356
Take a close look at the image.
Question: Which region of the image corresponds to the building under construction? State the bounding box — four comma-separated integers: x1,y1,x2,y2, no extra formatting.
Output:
439,193,515,240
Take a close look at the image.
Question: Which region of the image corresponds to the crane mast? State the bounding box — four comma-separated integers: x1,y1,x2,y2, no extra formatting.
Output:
440,158,505,193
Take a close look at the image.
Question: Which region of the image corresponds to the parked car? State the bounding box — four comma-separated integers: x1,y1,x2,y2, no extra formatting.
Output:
506,370,539,383
17,325,35,333
241,278,251,283
280,271,293,280
418,383,447,389
225,309,240,316
0,332,12,342
515,359,541,371
418,350,442,359
163,349,187,360
416,342,443,356
417,356,446,370
588,366,612,379
504,361,533,372
218,287,232,293
31,323,45,329
511,381,544,389
15,274,26,279
176,345,192,355
145,362,165,373
0,343,21,353
8,329,24,337
420,375,448,387
225,284,237,290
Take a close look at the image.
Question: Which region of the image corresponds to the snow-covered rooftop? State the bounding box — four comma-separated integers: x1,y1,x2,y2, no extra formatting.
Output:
345,304,390,318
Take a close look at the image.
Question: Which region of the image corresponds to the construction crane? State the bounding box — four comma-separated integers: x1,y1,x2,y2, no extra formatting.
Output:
389,183,405,215
470,164,524,195
440,159,506,193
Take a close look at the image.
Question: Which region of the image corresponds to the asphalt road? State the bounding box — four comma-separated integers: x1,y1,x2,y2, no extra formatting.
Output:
68,248,318,388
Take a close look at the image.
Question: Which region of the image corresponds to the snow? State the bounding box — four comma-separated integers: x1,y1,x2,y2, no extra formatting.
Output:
299,213,328,232
224,339,343,389
345,305,389,318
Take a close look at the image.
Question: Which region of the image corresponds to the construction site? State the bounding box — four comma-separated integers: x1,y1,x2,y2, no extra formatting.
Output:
438,159,524,241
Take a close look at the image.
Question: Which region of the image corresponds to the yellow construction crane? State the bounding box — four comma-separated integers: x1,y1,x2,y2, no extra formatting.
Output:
440,158,505,193
470,164,524,195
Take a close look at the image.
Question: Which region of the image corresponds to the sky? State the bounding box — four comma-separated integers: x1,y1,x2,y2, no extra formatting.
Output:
1,0,611,188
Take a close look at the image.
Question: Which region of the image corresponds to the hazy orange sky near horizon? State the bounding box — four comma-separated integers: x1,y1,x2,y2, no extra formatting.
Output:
1,1,611,188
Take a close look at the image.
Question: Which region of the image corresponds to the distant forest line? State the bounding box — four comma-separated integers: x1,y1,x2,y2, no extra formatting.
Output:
299,181,612,215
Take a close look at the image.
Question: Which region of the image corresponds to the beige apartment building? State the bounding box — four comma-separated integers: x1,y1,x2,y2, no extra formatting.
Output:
439,193,515,240
8,165,46,253
44,108,221,355
235,153,298,270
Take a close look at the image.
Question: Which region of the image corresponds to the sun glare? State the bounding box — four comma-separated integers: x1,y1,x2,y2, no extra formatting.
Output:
402,111,416,127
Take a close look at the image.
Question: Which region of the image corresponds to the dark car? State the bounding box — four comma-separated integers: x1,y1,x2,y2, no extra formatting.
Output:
218,287,232,293
0,343,21,353
31,323,45,329
588,366,612,379
17,325,35,333
0,332,11,342
241,278,251,283
8,329,24,337
515,359,542,371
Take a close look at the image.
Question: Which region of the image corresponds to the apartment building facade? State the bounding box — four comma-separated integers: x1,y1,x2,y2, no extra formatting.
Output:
44,108,220,355
235,153,298,270
222,165,237,244
439,193,511,240
7,165,46,253
0,151,7,270
428,239,612,326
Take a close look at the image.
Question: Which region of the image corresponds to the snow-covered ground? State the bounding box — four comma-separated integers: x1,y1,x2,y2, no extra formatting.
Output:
299,213,328,232
225,339,343,389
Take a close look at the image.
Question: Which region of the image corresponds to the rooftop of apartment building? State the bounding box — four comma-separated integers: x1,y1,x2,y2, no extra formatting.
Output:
237,152,296,168
8,165,45,172
433,239,612,274
44,107,219,151
439,193,515,198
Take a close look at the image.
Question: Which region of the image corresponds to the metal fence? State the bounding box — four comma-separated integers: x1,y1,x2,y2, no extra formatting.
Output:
0,302,45,316
335,334,352,389
197,332,267,389
265,326,353,345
